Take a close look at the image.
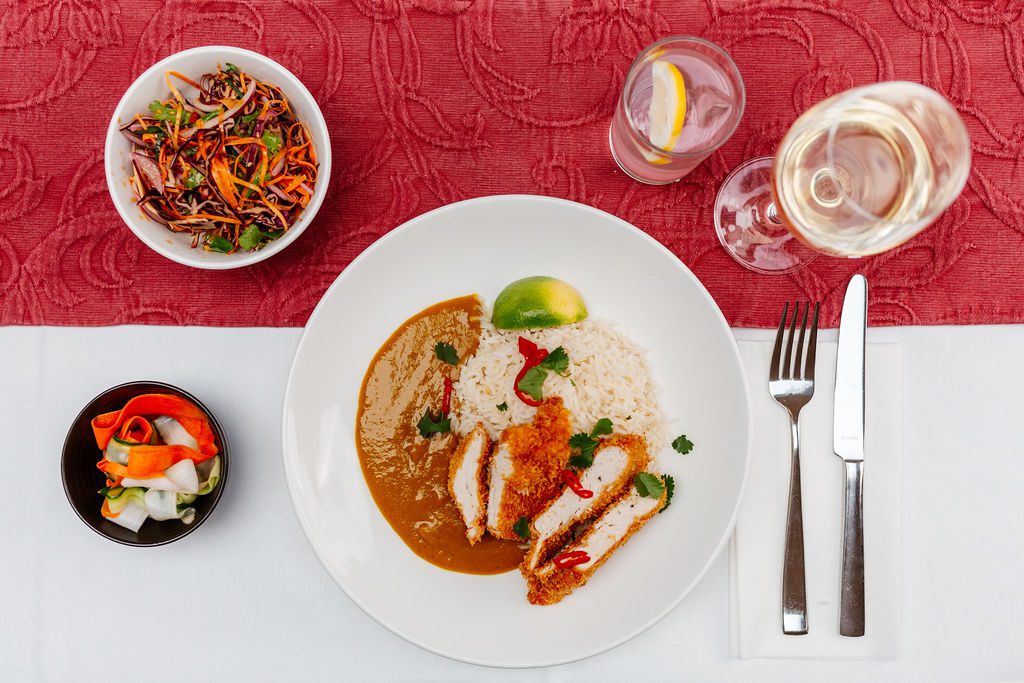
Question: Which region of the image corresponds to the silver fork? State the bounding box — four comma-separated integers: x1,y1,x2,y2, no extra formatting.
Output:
769,301,820,635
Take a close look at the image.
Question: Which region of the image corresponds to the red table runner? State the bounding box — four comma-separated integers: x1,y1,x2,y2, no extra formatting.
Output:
1,0,1020,327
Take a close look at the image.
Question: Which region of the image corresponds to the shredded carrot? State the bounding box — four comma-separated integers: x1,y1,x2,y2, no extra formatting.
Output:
283,175,306,193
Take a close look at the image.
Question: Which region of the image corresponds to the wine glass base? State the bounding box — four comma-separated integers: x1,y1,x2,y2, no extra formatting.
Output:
713,156,818,274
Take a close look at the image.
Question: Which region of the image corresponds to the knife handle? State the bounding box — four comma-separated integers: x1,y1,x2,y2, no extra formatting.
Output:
840,460,865,637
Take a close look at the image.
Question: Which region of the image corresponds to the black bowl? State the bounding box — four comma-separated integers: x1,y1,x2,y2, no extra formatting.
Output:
62,381,229,547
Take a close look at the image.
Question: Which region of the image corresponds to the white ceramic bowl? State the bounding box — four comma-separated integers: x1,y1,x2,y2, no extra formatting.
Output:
104,46,331,269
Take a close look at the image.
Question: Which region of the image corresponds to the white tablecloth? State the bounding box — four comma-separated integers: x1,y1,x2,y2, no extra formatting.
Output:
4,325,1021,682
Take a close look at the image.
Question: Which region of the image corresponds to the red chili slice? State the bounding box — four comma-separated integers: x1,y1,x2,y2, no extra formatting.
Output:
560,469,593,498
514,336,549,407
553,550,591,569
441,377,453,416
518,336,538,357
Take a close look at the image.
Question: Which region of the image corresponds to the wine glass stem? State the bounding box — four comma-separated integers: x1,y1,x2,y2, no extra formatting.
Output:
766,202,782,225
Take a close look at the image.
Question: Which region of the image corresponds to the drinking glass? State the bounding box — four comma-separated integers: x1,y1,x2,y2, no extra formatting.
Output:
609,36,745,184
714,81,971,273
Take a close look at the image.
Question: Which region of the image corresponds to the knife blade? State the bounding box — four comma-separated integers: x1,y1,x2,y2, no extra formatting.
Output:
834,273,867,637
834,274,866,462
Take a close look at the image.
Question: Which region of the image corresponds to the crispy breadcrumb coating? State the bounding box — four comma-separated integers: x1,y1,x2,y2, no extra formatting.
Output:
487,398,571,540
526,483,667,605
520,434,649,574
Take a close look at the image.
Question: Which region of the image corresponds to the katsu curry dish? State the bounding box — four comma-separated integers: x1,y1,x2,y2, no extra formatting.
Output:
355,276,690,604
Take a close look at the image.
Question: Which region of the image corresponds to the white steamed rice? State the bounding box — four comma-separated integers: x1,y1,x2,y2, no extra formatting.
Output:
452,319,666,448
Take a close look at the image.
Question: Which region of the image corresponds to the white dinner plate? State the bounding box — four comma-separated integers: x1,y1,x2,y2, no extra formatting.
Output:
282,195,751,667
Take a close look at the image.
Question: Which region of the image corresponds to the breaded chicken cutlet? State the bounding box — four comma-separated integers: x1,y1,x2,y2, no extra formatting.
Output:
447,423,491,544
486,398,571,540
521,434,649,574
526,481,667,605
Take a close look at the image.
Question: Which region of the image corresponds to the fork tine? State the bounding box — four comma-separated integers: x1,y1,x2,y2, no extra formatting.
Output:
804,301,820,381
770,302,789,381
781,302,800,379
794,301,809,379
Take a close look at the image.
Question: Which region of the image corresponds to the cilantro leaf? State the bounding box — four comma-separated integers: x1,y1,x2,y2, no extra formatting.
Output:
513,516,530,540
539,346,569,375
496,402,508,412
434,342,458,365
184,168,204,190
237,110,260,126
590,418,613,438
660,475,675,513
261,130,282,157
416,409,450,438
671,434,694,455
566,418,614,469
568,433,595,450
634,472,665,499
224,63,239,73
517,366,547,402
206,235,234,253
238,225,267,250
568,452,593,469
148,100,186,123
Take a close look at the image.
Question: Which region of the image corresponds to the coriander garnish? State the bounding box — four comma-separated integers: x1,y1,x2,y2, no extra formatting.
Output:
513,516,530,540
434,342,459,365
671,434,694,455
539,346,569,375
516,366,547,402
634,472,665,499
514,345,571,404
660,474,675,513
568,418,613,468
416,409,450,438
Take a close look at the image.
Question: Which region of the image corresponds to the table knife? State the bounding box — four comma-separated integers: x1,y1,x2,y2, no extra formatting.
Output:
834,274,867,637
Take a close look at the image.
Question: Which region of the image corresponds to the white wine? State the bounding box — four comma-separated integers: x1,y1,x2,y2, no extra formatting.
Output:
772,82,969,257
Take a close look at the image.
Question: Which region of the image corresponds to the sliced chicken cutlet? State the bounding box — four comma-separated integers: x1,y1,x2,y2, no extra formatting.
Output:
447,423,492,544
486,398,571,540
527,481,667,605
521,434,649,575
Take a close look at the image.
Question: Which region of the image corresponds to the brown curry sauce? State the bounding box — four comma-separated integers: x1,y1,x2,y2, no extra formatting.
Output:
356,295,524,574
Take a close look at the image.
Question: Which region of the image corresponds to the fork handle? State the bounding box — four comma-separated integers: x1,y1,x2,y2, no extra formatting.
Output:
840,460,865,636
782,417,808,635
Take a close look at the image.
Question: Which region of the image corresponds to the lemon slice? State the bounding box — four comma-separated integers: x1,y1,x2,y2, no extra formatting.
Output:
647,60,686,152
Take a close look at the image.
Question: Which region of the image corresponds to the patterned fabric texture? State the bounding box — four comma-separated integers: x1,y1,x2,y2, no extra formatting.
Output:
0,0,1020,327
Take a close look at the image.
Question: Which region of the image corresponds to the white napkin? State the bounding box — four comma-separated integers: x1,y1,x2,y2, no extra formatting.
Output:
730,336,902,659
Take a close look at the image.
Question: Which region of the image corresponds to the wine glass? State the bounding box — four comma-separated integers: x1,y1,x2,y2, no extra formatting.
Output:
714,81,971,273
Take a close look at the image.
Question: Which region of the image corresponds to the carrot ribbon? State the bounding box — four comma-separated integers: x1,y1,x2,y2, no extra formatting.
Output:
92,394,218,479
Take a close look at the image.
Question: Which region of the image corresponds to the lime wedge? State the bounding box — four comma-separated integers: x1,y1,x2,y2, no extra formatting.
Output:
492,277,588,330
